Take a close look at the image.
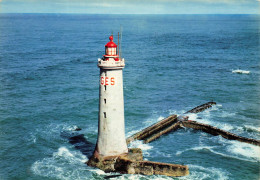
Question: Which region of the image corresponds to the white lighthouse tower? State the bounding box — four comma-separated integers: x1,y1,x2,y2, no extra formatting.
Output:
94,35,128,157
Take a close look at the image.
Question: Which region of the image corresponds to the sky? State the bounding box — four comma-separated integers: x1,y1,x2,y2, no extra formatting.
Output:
0,0,259,14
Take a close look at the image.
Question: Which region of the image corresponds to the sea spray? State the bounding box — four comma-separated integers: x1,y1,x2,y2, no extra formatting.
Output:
31,147,89,180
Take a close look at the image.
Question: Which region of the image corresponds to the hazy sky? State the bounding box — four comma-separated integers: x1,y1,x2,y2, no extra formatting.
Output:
0,0,259,14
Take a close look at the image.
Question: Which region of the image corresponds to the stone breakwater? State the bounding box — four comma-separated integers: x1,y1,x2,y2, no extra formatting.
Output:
126,115,260,147
185,101,217,114
180,120,260,146
126,115,180,145
127,102,260,146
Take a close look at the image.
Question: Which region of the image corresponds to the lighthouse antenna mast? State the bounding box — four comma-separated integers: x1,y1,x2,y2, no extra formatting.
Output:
119,26,123,60
118,32,120,56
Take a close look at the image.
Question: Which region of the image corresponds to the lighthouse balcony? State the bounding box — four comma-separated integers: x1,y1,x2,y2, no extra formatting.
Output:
98,58,125,69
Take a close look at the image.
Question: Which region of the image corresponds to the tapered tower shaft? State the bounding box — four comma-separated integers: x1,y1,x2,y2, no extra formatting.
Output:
94,35,128,157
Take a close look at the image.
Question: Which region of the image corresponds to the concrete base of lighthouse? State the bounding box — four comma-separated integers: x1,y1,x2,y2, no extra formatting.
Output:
87,148,189,177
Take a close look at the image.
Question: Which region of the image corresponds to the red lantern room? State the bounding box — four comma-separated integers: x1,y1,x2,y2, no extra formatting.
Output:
104,35,118,57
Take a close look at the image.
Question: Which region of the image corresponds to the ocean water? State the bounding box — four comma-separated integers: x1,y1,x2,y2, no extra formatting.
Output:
0,14,259,180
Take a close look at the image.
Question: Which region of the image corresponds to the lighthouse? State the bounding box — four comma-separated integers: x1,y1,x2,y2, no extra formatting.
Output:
94,35,128,157
87,35,189,177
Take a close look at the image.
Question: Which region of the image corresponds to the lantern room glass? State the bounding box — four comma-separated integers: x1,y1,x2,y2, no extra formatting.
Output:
106,47,117,56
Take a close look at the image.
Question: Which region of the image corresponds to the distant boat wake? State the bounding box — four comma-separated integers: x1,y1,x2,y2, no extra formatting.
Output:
232,69,250,74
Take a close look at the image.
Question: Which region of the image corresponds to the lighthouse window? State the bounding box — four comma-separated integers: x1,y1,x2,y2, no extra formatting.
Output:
103,112,106,118
104,85,107,91
104,99,106,104
107,47,117,55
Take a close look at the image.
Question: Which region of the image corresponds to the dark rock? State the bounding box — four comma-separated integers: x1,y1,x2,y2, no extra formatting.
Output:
74,127,82,131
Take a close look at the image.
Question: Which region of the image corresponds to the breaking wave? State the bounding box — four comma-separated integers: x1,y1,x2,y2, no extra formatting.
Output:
243,125,260,133
31,147,89,180
225,141,260,162
176,146,215,156
128,140,153,157
179,165,229,180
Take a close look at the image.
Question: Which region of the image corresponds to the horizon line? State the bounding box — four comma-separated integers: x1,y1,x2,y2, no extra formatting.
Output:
0,12,259,15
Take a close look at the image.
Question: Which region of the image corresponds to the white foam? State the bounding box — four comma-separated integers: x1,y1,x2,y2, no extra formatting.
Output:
128,140,153,157
88,169,105,175
27,133,37,144
64,125,80,131
218,123,234,131
176,143,258,163
219,111,236,118
129,140,153,151
179,164,229,180
227,141,260,161
168,109,178,115
124,174,172,180
176,146,214,156
187,109,236,131
216,104,223,108
157,116,165,121
185,113,198,121
232,69,250,74
56,147,74,158
31,147,89,179
244,125,260,132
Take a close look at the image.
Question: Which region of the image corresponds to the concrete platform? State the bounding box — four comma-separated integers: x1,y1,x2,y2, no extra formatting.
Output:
87,148,189,177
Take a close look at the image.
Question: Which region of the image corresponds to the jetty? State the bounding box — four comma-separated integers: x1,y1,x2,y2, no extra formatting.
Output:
127,102,260,146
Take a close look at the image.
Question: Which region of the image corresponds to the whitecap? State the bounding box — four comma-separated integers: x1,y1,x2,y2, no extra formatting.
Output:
217,123,234,131
26,133,37,144
88,169,105,175
243,125,260,133
226,141,260,161
232,69,250,74
128,140,153,157
179,164,230,180
176,146,214,156
129,140,153,151
189,109,235,131
64,125,81,131
157,116,165,121
185,113,198,121
31,147,89,180
219,111,236,118
168,109,186,116
56,147,74,158
216,104,223,108
124,174,172,180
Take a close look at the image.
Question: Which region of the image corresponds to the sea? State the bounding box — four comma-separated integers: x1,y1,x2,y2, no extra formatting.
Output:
0,14,259,180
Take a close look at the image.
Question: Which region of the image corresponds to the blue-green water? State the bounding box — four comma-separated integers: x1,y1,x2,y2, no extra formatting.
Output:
0,14,259,180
